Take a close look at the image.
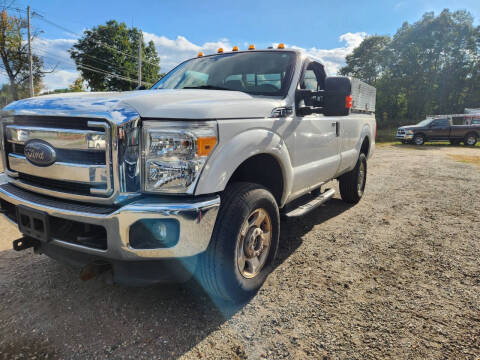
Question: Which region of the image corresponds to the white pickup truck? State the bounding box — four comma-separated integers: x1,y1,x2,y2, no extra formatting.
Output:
0,47,376,301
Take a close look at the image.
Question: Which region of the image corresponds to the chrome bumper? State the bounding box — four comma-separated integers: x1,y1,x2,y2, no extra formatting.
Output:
0,173,220,260
396,133,413,140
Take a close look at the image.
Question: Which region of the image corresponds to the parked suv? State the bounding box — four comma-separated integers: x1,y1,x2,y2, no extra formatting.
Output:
0,47,376,301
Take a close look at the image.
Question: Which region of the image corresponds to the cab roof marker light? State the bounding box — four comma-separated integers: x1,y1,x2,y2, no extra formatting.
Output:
248,44,255,50
277,43,285,49
217,48,224,53
232,46,239,51
197,51,204,57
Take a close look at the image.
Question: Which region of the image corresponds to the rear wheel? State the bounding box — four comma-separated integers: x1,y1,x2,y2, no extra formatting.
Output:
464,133,477,146
198,182,280,302
339,153,367,204
413,134,425,145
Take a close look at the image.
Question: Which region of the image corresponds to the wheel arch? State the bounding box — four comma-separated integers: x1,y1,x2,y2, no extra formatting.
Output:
195,128,294,207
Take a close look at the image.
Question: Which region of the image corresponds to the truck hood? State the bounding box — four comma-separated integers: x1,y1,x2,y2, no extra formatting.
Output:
398,124,424,130
3,89,285,120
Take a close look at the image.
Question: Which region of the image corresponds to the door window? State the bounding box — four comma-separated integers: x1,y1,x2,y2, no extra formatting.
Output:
431,119,449,127
299,62,326,107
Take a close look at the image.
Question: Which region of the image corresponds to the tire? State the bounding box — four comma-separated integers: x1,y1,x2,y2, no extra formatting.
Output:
339,153,367,204
401,140,407,144
464,133,477,146
198,182,280,302
413,134,425,145
450,140,460,145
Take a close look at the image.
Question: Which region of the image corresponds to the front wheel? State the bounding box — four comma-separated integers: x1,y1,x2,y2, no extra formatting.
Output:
339,153,367,204
198,182,280,302
413,134,425,145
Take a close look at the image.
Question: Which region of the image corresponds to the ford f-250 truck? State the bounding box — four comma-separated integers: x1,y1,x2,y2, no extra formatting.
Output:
0,47,376,301
396,114,480,146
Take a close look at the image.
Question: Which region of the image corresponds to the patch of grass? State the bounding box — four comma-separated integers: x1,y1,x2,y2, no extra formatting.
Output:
376,141,399,147
447,154,480,169
376,128,397,143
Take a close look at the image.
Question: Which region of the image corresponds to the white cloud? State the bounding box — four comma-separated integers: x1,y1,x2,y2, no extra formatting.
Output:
142,32,232,71
1,31,367,91
33,38,77,70
288,32,367,75
42,69,78,91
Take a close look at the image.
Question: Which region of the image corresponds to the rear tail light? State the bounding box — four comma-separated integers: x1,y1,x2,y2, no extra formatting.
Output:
345,95,353,109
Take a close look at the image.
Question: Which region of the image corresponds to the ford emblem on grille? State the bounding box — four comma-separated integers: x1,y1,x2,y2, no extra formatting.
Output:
24,141,56,166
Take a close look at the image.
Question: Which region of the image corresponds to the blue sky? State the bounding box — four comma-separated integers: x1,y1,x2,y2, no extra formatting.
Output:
5,0,480,90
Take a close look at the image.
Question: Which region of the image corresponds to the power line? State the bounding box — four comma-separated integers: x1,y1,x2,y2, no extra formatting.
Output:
33,47,152,86
4,5,160,68
34,45,146,84
29,11,160,68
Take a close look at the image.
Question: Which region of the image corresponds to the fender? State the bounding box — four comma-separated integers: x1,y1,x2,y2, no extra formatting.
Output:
340,122,373,175
357,123,373,159
195,128,294,206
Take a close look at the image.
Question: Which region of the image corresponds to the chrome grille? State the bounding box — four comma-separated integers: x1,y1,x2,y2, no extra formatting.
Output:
2,117,113,199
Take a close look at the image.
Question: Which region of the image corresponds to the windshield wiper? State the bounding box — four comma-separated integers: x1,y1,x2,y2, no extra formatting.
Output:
182,85,234,91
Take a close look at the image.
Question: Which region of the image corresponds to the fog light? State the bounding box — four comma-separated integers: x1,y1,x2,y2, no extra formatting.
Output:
129,219,180,249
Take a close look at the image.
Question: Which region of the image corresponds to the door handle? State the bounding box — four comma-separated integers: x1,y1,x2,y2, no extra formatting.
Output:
332,122,339,137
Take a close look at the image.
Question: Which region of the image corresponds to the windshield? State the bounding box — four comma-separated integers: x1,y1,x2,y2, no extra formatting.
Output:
152,51,297,97
417,118,433,126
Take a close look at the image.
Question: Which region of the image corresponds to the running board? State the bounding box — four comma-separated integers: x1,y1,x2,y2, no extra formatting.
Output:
284,188,336,218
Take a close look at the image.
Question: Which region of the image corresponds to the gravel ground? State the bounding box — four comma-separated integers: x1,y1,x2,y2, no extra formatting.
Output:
1,144,480,359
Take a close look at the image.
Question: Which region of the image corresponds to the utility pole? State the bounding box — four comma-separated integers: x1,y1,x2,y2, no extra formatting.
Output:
137,31,142,87
27,5,34,97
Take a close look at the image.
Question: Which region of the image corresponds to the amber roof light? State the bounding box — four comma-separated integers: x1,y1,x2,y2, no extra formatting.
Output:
277,43,285,49
232,46,239,51
248,44,255,50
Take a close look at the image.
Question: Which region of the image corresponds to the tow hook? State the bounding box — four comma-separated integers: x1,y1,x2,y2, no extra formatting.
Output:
79,261,112,282
12,236,39,251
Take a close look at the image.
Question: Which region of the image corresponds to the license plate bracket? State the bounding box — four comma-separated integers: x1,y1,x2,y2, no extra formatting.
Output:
16,205,51,242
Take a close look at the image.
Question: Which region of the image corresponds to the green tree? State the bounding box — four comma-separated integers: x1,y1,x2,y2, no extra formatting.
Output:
340,9,480,128
69,20,161,91
0,9,45,100
68,76,85,92
339,35,390,86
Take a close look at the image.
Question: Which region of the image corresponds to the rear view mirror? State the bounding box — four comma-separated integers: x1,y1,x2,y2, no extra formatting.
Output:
323,77,352,117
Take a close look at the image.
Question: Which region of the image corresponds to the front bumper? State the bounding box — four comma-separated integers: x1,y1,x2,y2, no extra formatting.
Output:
0,173,220,262
396,133,413,140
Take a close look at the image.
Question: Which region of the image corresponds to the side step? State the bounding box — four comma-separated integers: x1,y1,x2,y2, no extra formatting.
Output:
284,188,336,218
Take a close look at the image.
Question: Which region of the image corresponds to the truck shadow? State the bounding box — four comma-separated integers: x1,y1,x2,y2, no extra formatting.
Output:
275,198,353,268
0,198,352,359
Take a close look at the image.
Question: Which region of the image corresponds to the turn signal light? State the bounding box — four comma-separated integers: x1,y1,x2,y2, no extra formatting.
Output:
197,136,218,156
217,48,224,53
277,43,285,49
345,95,353,109
232,46,239,51
248,44,255,50
197,51,204,57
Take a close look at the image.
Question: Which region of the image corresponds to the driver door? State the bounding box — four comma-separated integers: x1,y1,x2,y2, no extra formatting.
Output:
290,61,341,196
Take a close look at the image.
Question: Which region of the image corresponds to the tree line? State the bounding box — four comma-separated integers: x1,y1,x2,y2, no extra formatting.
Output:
340,9,480,128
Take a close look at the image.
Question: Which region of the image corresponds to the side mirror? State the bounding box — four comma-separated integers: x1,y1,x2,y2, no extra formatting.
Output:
135,84,147,90
295,89,323,116
323,77,352,117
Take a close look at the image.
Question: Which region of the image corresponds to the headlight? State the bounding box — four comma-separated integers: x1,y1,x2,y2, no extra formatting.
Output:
405,130,414,135
142,121,217,193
